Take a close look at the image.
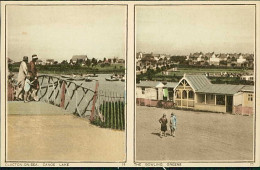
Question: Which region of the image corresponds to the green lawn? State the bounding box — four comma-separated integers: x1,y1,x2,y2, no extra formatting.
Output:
156,67,253,76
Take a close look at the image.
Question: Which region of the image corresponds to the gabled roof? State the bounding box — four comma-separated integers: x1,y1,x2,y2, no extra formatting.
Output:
197,84,245,95
183,74,212,91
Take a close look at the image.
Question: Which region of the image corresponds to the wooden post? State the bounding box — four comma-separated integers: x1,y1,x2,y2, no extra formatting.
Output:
60,81,66,108
90,81,99,122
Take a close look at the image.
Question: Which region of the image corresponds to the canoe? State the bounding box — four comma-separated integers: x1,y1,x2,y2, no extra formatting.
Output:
67,78,85,81
105,78,119,81
85,78,93,82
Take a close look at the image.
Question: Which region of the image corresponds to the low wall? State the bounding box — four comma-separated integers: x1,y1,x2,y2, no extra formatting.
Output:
233,105,253,115
136,98,174,108
194,103,226,113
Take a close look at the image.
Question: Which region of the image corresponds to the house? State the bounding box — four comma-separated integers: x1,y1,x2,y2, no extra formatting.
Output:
136,81,178,107
136,52,143,61
240,75,254,81
46,59,55,65
36,59,43,65
71,55,88,64
237,54,246,67
209,53,220,65
233,86,254,115
173,74,254,114
136,74,254,115
118,59,125,63
218,53,227,61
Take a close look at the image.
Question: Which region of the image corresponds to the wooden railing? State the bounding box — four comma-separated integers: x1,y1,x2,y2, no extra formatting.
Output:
37,75,96,119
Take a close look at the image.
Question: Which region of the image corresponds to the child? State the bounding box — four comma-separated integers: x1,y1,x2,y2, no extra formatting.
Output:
159,113,168,138
24,76,32,102
170,113,177,137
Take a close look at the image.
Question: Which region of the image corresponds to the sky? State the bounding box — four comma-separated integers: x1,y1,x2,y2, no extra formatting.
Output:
136,5,255,56
7,5,126,62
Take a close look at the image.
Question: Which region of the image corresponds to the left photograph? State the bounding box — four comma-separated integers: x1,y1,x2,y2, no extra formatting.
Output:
6,5,127,162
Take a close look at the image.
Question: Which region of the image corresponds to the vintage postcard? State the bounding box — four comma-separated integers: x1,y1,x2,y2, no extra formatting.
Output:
135,3,259,166
1,0,260,168
1,2,127,165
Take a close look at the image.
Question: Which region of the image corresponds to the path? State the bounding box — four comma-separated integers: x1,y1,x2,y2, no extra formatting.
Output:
136,106,254,161
7,102,125,162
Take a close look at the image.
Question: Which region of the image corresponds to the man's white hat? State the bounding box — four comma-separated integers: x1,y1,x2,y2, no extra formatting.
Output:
32,54,38,60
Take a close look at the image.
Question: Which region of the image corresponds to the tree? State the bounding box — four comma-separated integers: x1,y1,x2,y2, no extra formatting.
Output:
103,57,106,62
85,58,91,67
170,56,186,64
91,58,97,67
146,68,155,80
108,59,111,63
220,60,227,66
113,58,117,63
61,60,68,65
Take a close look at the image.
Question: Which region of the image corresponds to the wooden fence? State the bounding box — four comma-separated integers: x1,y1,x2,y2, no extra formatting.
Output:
92,90,125,130
37,75,96,118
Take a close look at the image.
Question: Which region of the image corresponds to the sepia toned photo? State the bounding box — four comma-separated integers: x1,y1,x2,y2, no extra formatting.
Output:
135,5,255,162
1,1,260,168
5,4,127,162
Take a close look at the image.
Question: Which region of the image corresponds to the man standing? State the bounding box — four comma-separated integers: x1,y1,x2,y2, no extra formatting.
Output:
159,113,168,138
15,56,28,100
28,54,39,101
170,113,177,137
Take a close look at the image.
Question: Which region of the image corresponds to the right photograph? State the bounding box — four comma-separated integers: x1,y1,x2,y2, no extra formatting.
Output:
135,5,255,162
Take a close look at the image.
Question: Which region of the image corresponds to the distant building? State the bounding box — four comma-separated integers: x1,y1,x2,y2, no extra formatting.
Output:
237,54,246,64
46,59,55,65
117,59,125,63
71,55,88,64
209,53,220,65
36,59,43,65
240,75,254,81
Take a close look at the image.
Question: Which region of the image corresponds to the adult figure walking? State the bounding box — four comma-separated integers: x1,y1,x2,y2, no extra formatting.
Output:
15,56,28,100
159,113,168,138
170,113,177,137
28,54,39,101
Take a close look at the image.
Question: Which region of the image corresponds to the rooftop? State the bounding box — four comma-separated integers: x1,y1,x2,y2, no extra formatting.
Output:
183,74,212,91
197,84,245,95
